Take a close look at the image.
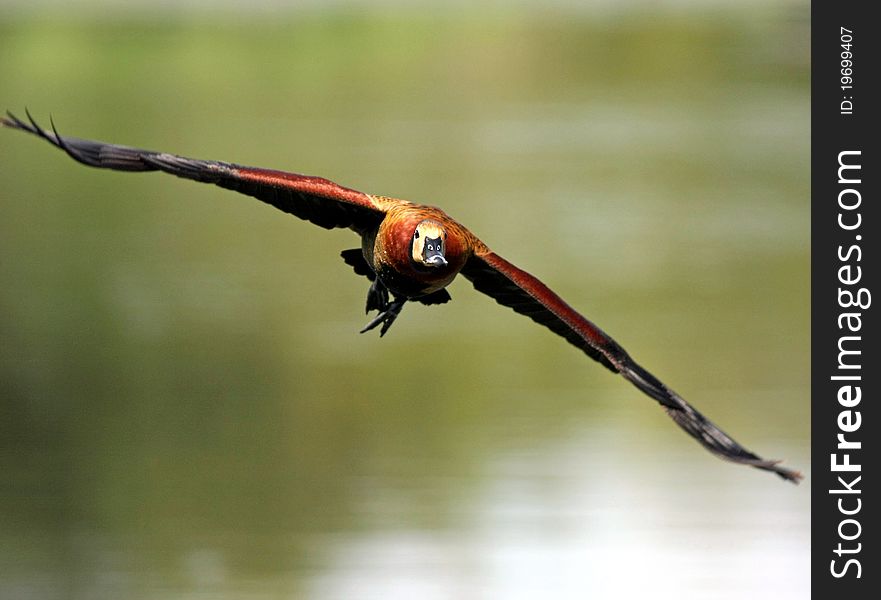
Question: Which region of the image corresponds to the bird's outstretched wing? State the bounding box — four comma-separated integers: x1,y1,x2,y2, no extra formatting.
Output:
1,111,388,233
461,247,803,483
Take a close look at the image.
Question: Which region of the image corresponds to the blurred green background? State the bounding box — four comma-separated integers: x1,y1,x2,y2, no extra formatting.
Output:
1,1,809,599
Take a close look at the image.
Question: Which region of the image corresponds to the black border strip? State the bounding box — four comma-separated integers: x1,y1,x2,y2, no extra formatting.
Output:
812,2,877,595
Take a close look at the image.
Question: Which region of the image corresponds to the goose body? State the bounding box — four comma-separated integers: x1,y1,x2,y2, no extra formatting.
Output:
2,111,802,483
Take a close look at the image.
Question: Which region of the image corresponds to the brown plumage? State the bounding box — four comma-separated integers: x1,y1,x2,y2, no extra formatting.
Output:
2,110,802,483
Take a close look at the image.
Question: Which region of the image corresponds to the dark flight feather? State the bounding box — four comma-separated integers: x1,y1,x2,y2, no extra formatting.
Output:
463,250,802,483
2,110,386,233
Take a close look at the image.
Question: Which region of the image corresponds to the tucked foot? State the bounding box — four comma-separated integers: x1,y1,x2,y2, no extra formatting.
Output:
360,297,406,337
365,279,389,314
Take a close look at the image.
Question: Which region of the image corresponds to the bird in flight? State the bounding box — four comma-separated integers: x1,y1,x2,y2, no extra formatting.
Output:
3,110,801,483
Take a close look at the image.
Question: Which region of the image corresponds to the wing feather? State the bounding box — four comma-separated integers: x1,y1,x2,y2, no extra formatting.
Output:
2,111,386,232
462,249,802,483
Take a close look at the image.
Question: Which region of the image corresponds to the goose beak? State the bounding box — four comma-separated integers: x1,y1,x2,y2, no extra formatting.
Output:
424,254,448,267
